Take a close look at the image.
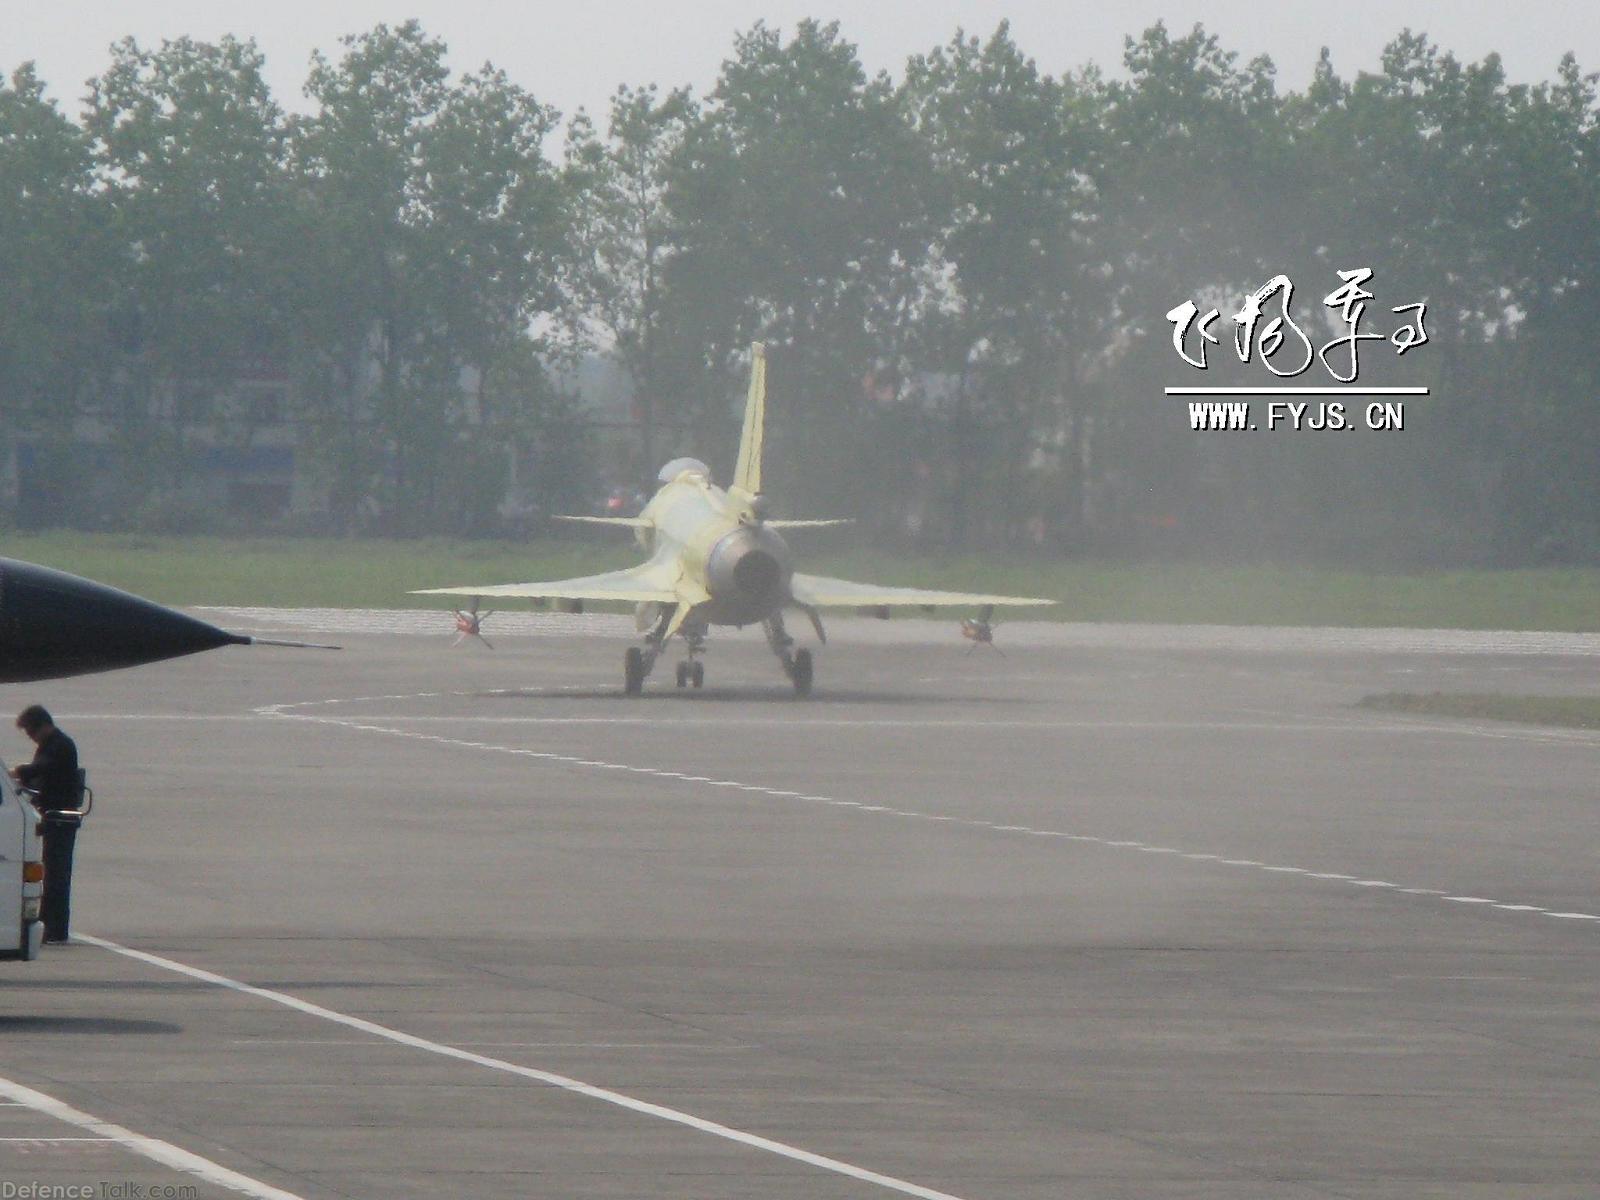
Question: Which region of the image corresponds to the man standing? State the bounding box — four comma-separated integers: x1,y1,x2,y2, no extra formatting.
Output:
9,705,82,942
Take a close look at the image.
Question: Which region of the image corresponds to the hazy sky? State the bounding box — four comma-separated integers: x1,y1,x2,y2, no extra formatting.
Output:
7,0,1599,123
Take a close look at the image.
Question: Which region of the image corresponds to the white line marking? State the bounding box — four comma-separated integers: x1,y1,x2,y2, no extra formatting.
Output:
0,1072,304,1199
74,694,1592,748
78,935,970,1200
0,1136,117,1142
229,1039,754,1049
1545,911,1600,921
1166,386,1429,395
200,605,1600,658
256,704,1595,934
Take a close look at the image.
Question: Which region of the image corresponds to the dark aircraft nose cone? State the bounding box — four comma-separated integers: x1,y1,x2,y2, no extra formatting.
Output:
0,557,247,683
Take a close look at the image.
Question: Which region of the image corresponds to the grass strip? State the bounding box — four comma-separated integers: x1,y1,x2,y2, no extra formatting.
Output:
1358,692,1600,731
5,531,1600,630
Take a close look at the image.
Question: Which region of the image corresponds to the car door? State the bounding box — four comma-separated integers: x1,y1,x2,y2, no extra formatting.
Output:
0,765,25,953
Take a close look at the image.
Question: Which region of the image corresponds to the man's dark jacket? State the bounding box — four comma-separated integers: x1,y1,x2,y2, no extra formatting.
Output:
15,728,79,810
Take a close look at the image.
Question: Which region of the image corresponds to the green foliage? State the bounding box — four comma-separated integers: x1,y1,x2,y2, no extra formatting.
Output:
3,19,1599,566
1358,692,1600,730
576,82,700,475
289,22,580,533
9,531,1600,630
663,20,938,509
0,64,103,432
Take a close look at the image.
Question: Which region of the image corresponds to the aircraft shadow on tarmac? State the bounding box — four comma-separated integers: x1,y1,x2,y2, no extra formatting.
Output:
9,978,423,994
0,1015,182,1036
476,686,1029,706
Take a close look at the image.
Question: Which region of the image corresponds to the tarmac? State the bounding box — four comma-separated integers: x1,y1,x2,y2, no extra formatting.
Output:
2,611,1597,1199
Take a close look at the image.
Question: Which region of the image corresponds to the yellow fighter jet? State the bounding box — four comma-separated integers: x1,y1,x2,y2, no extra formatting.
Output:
414,344,1053,695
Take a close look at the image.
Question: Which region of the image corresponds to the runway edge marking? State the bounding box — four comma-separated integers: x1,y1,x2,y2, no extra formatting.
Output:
75,935,973,1200
256,706,1600,932
0,1071,305,1200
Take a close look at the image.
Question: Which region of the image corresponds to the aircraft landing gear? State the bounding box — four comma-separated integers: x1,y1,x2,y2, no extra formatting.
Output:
673,626,707,690
764,614,814,698
624,646,649,696
627,605,691,696
790,648,812,697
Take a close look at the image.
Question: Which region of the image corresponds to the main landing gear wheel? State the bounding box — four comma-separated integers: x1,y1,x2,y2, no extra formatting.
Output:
624,646,646,696
790,648,813,698
691,661,705,689
675,661,689,688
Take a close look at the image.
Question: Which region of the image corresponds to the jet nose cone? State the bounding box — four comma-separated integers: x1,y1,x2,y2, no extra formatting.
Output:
0,557,247,683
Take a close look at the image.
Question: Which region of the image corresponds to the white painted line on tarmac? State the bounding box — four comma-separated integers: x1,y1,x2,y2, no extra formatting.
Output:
0,1072,305,1199
256,704,1600,933
229,1039,755,1049
364,715,1600,745
59,714,267,722
61,701,1600,751
77,935,972,1200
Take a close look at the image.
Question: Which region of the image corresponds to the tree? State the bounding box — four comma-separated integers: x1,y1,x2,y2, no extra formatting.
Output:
578,83,699,478
85,34,295,519
293,21,580,533
0,63,102,431
1094,23,1291,553
664,20,937,513
0,63,107,527
902,23,1106,547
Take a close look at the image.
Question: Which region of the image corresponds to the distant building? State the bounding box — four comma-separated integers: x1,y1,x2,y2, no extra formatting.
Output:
2,351,665,532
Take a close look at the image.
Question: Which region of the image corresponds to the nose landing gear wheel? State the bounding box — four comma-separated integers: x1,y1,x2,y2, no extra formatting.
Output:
790,648,813,698
624,646,645,696
691,661,705,689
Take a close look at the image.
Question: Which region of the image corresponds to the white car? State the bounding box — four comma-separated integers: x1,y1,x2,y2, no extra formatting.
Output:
0,764,46,962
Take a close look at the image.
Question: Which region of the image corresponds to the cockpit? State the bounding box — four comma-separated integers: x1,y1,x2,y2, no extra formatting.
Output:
657,457,712,484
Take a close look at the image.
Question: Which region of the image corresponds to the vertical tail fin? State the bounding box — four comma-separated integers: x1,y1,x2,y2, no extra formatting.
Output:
731,341,766,496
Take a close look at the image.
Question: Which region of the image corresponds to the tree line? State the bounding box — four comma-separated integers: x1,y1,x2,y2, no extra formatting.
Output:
1,19,1596,565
